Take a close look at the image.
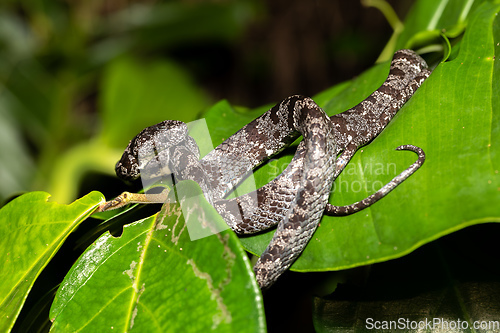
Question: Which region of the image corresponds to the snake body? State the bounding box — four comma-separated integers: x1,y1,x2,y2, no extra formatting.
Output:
114,50,431,289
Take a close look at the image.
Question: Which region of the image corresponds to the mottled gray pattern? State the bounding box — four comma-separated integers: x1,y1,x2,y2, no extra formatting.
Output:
114,49,431,289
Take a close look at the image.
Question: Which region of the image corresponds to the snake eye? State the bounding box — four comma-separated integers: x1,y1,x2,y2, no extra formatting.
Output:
115,156,140,181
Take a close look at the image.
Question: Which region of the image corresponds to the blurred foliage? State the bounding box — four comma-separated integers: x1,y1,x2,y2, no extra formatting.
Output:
0,0,260,204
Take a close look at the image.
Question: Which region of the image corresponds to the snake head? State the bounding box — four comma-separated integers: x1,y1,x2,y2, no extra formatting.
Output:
115,120,199,181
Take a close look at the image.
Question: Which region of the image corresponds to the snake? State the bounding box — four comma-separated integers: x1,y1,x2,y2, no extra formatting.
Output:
106,49,431,289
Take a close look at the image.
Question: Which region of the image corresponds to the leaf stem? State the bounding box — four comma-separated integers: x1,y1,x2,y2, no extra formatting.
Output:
361,0,403,32
361,0,404,63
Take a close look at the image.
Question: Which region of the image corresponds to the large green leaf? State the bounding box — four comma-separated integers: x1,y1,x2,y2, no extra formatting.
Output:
0,191,103,332
204,1,500,272
49,181,265,333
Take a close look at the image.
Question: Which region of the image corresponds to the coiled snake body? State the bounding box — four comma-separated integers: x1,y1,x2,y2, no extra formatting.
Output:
105,50,431,289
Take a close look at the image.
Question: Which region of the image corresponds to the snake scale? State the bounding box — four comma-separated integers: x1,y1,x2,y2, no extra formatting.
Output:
104,49,431,289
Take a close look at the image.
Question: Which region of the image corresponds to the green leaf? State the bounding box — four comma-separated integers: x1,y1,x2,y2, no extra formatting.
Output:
0,191,103,333
208,1,500,272
50,181,265,333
